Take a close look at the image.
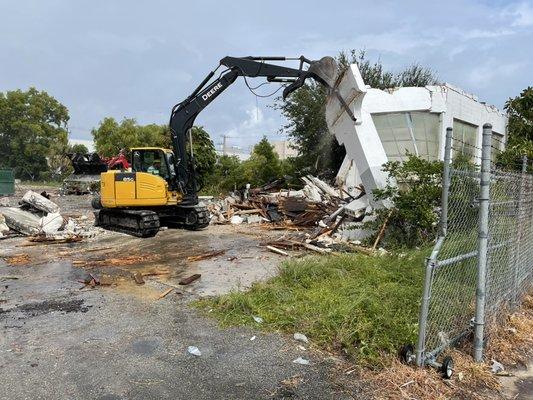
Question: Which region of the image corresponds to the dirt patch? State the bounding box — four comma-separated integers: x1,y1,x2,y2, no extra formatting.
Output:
1,298,91,318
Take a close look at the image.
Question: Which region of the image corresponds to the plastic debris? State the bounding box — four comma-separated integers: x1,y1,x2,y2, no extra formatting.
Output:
253,316,263,324
292,357,310,365
250,336,256,341
293,333,309,343
187,346,201,356
491,359,504,373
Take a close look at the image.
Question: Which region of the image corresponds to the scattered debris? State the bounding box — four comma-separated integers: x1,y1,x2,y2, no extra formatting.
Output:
0,276,19,281
230,215,244,225
3,254,31,266
293,333,309,343
187,346,201,356
133,272,145,285
253,316,264,324
250,336,257,341
186,250,225,262
21,190,60,214
1,190,102,240
266,245,289,257
292,357,310,365
179,274,201,285
490,359,504,374
157,288,174,299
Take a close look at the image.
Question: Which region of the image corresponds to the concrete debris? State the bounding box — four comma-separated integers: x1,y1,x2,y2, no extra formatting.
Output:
1,207,41,235
490,359,504,374
230,215,244,225
1,191,102,241
187,346,201,357
292,357,310,365
39,212,65,235
293,333,309,343
0,214,10,237
22,190,60,214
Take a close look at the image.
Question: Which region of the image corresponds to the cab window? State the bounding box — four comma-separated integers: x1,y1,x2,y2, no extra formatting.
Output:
132,150,170,179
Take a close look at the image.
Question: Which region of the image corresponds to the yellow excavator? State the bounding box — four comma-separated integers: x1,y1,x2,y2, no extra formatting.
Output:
93,55,343,237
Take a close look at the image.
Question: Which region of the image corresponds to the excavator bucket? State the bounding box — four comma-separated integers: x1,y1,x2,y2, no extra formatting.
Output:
282,56,339,99
307,56,339,88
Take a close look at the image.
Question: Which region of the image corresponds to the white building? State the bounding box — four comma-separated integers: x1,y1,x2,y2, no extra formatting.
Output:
272,140,298,160
326,64,508,205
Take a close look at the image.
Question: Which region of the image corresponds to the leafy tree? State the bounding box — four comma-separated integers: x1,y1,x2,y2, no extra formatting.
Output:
238,137,283,187
189,126,216,188
0,87,69,180
203,154,242,194
92,118,216,187
276,50,438,179
69,143,89,154
92,117,168,157
497,87,533,171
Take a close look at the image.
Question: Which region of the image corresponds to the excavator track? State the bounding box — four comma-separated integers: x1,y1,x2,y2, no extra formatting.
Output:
95,209,160,238
161,205,210,230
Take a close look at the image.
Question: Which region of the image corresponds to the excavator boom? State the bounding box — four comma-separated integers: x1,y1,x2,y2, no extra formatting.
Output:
168,56,340,202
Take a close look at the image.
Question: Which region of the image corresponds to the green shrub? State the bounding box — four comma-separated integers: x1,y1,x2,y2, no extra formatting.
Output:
365,154,443,248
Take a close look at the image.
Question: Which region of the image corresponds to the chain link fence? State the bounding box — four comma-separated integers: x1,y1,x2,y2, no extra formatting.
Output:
415,125,533,367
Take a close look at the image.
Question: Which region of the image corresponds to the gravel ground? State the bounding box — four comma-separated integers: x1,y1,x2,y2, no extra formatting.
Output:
0,189,349,400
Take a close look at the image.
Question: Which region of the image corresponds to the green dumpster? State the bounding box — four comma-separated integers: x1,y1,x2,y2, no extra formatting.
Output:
0,169,15,195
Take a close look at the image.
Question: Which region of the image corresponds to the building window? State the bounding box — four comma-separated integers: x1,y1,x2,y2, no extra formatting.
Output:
452,119,478,161
372,111,440,162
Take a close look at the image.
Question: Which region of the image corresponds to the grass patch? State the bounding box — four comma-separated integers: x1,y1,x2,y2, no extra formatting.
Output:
195,248,429,366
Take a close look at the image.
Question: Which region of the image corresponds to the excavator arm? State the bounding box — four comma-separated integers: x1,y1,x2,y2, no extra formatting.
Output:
168,55,343,202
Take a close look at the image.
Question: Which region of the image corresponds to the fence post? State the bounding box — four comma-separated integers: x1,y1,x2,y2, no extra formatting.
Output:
415,127,453,366
473,123,492,362
511,156,528,307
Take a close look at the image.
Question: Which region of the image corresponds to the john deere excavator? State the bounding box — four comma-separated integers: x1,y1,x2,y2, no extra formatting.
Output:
94,55,345,237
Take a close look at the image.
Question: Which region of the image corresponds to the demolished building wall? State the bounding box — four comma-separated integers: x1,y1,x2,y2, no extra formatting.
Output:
325,64,508,210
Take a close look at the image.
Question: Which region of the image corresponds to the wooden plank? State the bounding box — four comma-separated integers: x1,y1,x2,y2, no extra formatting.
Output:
179,274,201,285
157,288,173,299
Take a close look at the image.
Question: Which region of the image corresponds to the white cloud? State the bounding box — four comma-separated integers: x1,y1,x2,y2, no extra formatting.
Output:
504,2,533,27
467,61,526,88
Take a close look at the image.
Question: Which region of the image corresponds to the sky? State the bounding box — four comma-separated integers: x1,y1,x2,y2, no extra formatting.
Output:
0,0,532,153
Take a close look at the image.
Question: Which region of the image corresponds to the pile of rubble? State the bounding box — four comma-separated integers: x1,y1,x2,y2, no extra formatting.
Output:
205,175,375,252
0,190,100,242
208,175,367,227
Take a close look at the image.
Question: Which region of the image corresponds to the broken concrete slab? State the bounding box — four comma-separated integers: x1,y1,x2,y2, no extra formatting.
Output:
0,207,41,235
39,212,65,235
0,213,9,235
22,190,60,214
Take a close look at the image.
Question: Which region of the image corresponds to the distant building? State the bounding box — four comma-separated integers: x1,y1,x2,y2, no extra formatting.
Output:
215,149,250,161
271,140,298,160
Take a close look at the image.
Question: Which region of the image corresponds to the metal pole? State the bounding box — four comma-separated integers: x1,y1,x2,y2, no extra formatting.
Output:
511,155,528,307
415,127,453,366
440,127,453,237
473,123,492,362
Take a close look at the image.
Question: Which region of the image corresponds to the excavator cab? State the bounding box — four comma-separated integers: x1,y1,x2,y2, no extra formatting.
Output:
131,148,176,182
